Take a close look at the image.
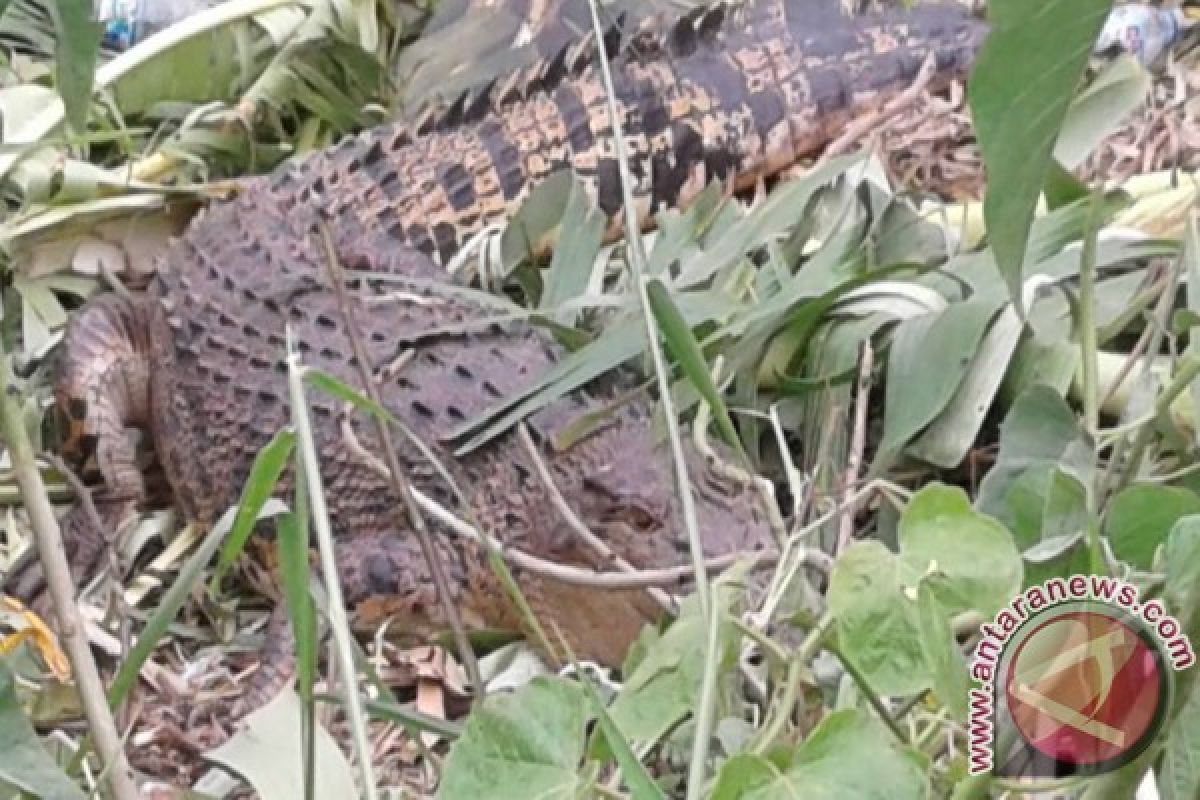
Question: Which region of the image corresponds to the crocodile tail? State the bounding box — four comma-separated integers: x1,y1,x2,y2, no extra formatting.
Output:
282,0,986,266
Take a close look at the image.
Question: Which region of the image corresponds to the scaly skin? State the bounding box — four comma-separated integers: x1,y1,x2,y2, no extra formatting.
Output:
27,0,986,685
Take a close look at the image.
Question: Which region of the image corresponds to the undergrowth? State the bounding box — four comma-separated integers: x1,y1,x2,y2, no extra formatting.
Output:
0,0,1198,798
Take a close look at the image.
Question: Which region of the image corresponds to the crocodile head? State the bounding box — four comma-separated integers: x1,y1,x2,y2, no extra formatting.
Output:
561,414,775,579
490,410,773,665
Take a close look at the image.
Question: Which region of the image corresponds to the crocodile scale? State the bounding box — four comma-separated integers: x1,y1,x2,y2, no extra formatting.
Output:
26,0,986,676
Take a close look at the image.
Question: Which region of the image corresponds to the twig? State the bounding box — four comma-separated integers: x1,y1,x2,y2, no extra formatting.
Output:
821,51,938,160
409,481,779,588
749,612,835,754
340,406,774,589
835,340,872,555
342,415,781,585
515,424,675,612
583,4,719,793
0,356,140,800
316,221,485,700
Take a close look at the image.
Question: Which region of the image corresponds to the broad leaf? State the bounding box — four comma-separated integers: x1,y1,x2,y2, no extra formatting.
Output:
828,541,929,696
604,584,742,747
0,660,86,800
440,677,592,800
880,297,997,455
205,689,357,800
1104,485,1200,570
969,0,1114,300
710,710,926,800
1163,516,1200,637
898,485,1023,619
1054,55,1152,169
977,384,1094,526
830,484,1022,696
916,585,969,722
1159,665,1200,800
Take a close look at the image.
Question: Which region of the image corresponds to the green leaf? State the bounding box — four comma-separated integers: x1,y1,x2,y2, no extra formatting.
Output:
453,290,736,453
205,688,358,800
916,584,969,722
1053,55,1152,170
0,660,87,800
1104,485,1200,570
501,170,574,272
968,0,1114,300
49,0,101,132
880,298,998,455
829,485,1022,696
276,511,317,797
907,299,1027,468
1042,159,1089,210
710,753,781,800
977,384,1094,529
604,583,742,747
1008,467,1092,585
828,541,928,696
582,682,664,800
1159,668,1200,800
440,677,592,800
1164,516,1200,636
709,710,926,800
899,484,1024,619
540,178,605,318
646,278,745,460
210,428,296,590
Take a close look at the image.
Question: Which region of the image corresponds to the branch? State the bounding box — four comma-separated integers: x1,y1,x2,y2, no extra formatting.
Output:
0,355,140,800
316,223,485,700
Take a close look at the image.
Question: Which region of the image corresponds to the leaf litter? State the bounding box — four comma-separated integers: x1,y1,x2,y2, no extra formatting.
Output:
0,0,1199,797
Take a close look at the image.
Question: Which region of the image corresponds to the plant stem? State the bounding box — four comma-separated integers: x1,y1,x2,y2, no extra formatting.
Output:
315,223,484,700
582,4,715,797
826,640,910,745
750,613,834,754
286,337,379,800
1077,187,1103,437
1120,353,1200,490
0,355,140,800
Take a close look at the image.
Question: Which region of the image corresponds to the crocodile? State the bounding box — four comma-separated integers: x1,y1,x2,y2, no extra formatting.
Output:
14,0,986,681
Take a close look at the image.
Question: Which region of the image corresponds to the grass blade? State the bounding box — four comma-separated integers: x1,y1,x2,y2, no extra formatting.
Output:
210,429,296,590
49,0,101,132
645,278,745,463
286,327,378,800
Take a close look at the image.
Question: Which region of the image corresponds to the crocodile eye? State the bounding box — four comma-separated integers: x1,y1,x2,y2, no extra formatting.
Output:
627,505,659,532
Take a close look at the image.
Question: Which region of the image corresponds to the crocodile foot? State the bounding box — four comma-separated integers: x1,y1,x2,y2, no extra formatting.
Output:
5,496,137,620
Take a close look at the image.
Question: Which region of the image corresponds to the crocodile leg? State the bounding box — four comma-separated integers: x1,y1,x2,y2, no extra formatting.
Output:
9,293,155,609
232,530,476,720
8,497,138,616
